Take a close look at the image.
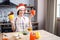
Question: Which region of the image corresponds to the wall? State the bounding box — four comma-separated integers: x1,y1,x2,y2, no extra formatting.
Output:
0,0,34,6
29,0,34,6
10,0,29,5
0,6,17,22
37,0,47,29
0,0,5,3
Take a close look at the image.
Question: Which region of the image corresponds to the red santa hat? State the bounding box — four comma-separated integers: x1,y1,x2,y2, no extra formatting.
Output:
16,3,26,11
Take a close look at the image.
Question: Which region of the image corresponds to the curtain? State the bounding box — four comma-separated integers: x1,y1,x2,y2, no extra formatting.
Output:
45,0,57,34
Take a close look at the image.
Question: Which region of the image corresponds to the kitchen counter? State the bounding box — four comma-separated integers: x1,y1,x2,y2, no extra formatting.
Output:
0,22,38,33
2,30,60,40
0,22,38,25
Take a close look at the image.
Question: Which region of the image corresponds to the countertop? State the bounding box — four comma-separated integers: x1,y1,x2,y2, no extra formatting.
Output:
1,30,60,40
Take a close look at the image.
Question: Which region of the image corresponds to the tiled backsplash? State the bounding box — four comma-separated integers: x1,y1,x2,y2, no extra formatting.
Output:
0,6,17,22
0,6,35,22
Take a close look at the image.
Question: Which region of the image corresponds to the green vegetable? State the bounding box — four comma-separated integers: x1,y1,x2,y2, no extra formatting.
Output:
23,31,28,35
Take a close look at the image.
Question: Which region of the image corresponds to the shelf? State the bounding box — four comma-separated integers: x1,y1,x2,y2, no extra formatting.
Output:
0,5,10,7
0,22,38,25
0,4,17,7
26,6,34,8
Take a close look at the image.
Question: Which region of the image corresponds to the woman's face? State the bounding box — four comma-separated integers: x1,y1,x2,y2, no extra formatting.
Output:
19,10,25,16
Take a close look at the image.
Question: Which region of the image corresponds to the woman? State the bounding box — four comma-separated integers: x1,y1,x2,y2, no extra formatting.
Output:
11,3,32,32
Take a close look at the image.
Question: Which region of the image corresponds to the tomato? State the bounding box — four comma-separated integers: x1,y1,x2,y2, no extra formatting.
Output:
30,10,36,16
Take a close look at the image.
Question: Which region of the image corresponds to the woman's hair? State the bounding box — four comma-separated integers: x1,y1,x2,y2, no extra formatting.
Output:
17,10,25,15
8,12,14,16
17,10,20,15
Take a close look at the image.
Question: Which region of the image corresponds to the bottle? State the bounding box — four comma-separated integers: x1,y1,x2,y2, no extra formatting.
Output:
30,32,36,40
28,27,32,32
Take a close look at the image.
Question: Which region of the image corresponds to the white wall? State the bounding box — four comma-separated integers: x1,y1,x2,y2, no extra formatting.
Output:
37,0,46,29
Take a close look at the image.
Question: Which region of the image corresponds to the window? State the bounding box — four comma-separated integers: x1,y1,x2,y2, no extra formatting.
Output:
57,0,60,17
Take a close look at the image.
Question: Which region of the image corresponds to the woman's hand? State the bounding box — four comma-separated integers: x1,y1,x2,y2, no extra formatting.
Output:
11,22,16,32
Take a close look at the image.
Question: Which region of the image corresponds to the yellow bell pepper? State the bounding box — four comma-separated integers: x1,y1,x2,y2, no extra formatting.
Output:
8,15,14,20
35,31,40,39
